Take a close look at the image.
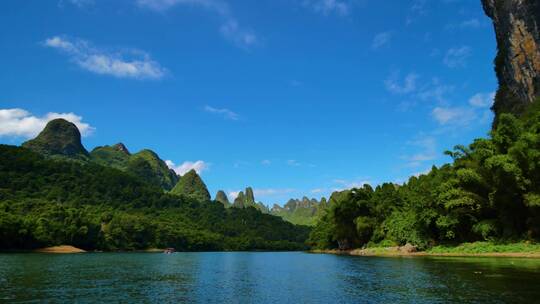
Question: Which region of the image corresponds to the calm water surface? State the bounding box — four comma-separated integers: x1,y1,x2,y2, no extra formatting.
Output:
1,252,540,303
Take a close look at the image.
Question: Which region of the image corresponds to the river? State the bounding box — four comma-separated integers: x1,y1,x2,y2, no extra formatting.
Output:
1,252,539,303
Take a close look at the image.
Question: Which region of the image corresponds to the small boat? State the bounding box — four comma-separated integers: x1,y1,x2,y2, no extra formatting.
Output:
164,248,175,254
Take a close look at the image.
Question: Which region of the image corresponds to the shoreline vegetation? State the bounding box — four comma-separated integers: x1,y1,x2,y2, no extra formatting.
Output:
312,242,540,259
22,242,540,259
306,103,540,255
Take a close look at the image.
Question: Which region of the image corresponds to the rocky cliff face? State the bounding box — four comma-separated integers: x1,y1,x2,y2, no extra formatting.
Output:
482,0,540,118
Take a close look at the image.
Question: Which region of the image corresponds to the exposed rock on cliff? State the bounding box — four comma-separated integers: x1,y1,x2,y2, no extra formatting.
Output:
482,0,540,119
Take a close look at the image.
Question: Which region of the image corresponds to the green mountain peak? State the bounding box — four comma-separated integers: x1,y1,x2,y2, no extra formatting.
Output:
22,118,88,159
215,190,231,207
129,149,179,191
170,169,211,202
112,143,130,155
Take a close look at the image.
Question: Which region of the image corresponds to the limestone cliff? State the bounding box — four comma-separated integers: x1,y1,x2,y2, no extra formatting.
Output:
482,0,540,119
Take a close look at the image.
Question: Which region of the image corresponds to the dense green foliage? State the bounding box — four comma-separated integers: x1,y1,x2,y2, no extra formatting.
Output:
89,144,131,170
170,169,211,202
129,150,179,191
0,145,309,251
308,107,540,250
90,146,179,191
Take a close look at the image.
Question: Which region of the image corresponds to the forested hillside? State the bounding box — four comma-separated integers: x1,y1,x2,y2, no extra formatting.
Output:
308,103,540,250
0,144,309,251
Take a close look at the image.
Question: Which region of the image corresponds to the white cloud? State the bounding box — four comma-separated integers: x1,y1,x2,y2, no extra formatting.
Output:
137,0,228,14
469,92,495,108
204,105,239,120
287,159,301,166
446,18,482,30
403,136,437,167
333,178,371,191
254,188,296,196
410,0,426,14
220,20,258,48
44,36,166,80
166,160,209,175
431,106,476,125
137,0,256,49
388,74,455,109
413,168,432,177
372,31,392,50
303,0,350,16
228,190,240,200
311,188,323,194
0,108,94,138
289,80,303,87
389,75,456,110
58,0,94,8
261,159,271,165
479,110,493,124
443,46,472,68
460,18,481,28
227,188,295,201
417,79,454,104
385,72,419,94
406,0,427,25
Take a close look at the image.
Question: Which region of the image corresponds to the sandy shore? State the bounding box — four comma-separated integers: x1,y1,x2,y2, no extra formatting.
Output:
311,248,540,258
34,245,86,254
140,248,165,252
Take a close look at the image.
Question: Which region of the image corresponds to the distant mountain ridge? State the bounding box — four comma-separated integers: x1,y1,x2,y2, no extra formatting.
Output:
3,118,312,251
91,145,179,191
216,187,270,213
271,197,328,226
24,118,181,192
22,119,324,227
212,187,327,226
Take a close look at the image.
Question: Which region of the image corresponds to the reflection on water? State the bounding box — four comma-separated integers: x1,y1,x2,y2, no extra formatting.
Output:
1,252,539,303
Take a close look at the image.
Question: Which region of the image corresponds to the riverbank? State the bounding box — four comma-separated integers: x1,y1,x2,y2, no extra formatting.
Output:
34,245,86,254
32,247,168,253
312,242,540,258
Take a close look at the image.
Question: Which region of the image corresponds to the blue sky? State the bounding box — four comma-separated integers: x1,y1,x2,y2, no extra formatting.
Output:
0,0,498,206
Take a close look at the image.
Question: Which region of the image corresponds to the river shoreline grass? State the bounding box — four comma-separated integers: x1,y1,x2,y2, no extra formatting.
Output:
311,242,540,258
